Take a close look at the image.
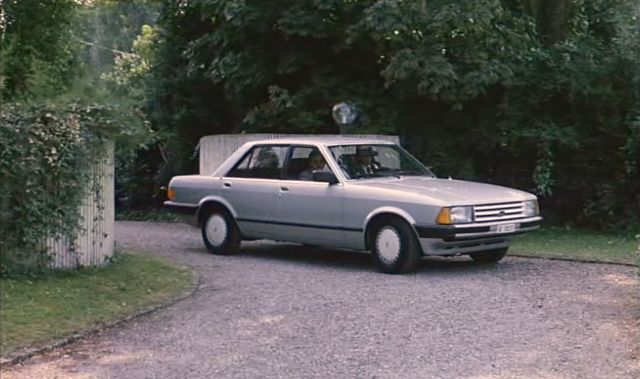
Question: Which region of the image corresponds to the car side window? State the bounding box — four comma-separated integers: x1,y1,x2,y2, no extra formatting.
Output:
227,145,288,179
285,146,329,180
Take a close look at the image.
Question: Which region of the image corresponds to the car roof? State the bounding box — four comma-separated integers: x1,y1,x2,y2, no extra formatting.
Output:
246,136,397,147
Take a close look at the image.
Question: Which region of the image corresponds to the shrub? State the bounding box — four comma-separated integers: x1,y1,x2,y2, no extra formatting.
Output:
0,102,147,275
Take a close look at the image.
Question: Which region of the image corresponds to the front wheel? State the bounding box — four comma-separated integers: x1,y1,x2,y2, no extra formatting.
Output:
370,218,420,274
201,209,240,255
469,247,508,263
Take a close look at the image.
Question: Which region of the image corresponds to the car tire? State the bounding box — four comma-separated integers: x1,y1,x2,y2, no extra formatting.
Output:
370,218,420,274
469,247,508,263
201,208,241,255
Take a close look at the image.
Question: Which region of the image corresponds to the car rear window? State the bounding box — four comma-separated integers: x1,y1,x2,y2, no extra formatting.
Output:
227,145,288,179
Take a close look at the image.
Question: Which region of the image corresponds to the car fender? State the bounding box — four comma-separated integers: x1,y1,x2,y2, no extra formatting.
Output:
197,195,238,222
363,206,417,231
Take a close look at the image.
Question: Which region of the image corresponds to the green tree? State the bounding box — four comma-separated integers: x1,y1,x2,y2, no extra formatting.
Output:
102,24,157,101
146,0,639,229
497,0,640,227
0,0,79,102
77,0,158,73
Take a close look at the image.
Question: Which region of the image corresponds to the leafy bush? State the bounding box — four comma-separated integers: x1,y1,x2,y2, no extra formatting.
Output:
0,102,148,275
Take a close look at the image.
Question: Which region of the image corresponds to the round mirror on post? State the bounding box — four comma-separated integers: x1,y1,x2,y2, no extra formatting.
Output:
332,102,358,134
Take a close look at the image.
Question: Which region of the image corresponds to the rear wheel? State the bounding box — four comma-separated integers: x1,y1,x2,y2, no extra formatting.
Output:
469,247,508,263
370,218,420,274
201,209,240,255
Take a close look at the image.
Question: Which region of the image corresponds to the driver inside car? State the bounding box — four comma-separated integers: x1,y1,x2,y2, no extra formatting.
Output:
352,146,379,176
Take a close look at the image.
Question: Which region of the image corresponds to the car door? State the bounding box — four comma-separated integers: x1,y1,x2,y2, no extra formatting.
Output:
274,145,346,247
222,144,288,239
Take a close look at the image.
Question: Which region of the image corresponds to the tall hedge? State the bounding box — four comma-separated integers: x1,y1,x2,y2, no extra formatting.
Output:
0,102,146,275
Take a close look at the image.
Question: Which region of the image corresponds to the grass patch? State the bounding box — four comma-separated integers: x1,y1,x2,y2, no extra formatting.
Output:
0,252,194,356
511,227,639,265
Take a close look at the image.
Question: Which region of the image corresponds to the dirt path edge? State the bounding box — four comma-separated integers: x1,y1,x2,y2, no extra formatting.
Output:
0,264,200,368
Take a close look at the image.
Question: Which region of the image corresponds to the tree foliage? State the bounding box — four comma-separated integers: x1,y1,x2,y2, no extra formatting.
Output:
1,1,637,230
77,0,159,74
102,24,158,102
147,0,639,230
0,0,80,102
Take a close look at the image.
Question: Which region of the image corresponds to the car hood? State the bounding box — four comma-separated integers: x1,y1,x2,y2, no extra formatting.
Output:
354,177,535,205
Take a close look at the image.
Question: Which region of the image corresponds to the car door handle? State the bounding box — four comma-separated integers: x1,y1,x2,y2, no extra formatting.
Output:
223,182,232,188
280,186,289,192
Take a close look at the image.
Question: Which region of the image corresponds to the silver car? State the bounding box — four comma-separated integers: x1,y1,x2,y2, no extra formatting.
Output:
165,136,542,274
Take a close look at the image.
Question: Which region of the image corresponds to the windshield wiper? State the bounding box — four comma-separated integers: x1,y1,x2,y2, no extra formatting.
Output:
350,173,385,179
389,170,422,178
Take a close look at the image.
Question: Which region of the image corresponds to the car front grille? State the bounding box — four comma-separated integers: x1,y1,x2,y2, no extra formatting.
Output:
473,202,526,223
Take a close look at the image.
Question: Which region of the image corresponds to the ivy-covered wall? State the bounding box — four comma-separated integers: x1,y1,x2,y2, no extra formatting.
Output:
0,103,132,275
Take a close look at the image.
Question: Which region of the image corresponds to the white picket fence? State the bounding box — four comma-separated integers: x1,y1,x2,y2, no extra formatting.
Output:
199,134,400,175
46,142,115,269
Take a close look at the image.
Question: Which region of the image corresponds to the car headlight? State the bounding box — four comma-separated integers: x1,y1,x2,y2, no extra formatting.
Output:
524,200,539,217
436,206,473,225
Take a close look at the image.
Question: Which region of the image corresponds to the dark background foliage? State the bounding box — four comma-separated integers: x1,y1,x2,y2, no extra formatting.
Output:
0,0,78,102
1,0,638,232
147,0,639,230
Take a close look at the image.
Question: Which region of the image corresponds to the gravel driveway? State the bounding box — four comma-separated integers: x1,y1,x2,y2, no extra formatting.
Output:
3,221,639,378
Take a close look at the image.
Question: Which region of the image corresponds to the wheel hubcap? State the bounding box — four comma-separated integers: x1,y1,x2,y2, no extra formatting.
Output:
205,214,227,247
376,226,401,263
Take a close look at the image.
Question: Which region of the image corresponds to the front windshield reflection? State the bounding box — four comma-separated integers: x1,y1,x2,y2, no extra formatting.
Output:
329,144,435,180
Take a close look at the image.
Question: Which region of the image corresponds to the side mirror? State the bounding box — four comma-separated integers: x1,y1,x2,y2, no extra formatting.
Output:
312,170,338,185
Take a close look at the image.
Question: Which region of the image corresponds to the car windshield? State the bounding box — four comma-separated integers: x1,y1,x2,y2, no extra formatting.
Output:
329,144,435,180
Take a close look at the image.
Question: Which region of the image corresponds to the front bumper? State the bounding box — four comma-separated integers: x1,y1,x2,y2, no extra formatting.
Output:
164,201,198,215
164,201,199,226
415,216,542,241
414,216,542,256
